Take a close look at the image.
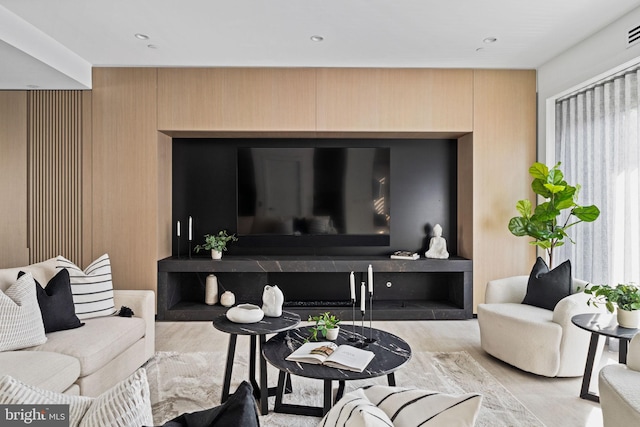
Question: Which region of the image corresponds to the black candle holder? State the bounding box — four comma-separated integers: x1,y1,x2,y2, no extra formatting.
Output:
357,311,368,348
348,300,358,342
365,292,376,344
177,236,181,258
188,241,192,259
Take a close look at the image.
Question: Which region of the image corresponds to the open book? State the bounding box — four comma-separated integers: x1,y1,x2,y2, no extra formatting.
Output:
286,342,375,373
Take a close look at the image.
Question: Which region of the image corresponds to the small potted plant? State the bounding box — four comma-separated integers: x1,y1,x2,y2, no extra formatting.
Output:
308,312,341,341
194,230,238,259
583,283,640,328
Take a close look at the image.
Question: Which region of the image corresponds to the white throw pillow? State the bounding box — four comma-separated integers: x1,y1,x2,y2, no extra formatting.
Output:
56,254,116,319
319,387,393,427
0,272,47,351
363,385,482,427
0,369,152,427
320,385,482,427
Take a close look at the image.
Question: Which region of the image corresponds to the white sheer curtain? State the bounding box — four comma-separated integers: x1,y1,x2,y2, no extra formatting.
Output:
555,68,640,285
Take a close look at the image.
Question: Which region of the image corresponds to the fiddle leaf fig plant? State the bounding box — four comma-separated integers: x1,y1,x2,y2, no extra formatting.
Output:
194,230,238,253
508,162,600,267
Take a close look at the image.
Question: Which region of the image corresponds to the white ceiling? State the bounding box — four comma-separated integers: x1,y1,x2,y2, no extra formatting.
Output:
1,0,639,90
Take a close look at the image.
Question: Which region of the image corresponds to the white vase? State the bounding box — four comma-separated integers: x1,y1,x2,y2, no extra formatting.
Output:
226,304,264,324
325,326,340,341
220,291,235,307
211,249,222,260
205,274,218,305
617,308,640,328
261,284,284,317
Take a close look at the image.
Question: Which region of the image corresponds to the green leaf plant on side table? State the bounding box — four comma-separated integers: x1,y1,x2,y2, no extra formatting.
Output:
508,162,600,268
193,230,238,259
308,312,341,341
583,283,640,328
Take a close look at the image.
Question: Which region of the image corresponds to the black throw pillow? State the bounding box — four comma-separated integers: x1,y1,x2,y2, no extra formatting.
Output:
159,381,259,427
521,257,573,311
18,269,84,333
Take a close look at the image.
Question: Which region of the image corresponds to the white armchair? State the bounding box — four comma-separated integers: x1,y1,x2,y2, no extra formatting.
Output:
599,332,640,426
477,275,604,377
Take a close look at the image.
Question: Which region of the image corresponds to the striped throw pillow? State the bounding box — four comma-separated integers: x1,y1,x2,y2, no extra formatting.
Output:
0,272,47,351
319,387,393,427
321,385,482,427
56,254,116,319
0,368,152,427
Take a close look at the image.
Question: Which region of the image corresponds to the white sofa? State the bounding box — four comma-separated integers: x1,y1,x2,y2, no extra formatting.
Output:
477,275,603,377
599,332,640,426
0,258,155,397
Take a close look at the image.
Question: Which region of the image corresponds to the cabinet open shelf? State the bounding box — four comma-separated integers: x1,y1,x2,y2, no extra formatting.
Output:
157,256,472,321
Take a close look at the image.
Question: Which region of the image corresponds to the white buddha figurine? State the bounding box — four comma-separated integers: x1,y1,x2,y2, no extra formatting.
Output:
425,224,449,259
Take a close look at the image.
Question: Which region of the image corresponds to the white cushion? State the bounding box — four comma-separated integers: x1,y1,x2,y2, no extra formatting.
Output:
319,385,482,427
0,258,58,292
28,315,146,377
319,387,393,427
0,351,80,393
0,272,47,351
56,254,116,319
0,368,152,427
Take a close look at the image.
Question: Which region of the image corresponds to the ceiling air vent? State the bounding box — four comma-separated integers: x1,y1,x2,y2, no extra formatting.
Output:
628,24,640,48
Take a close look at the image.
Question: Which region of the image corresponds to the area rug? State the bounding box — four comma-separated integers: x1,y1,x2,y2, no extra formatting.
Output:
144,351,545,427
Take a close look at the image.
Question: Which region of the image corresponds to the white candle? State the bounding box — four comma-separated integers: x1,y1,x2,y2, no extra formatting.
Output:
188,216,193,241
350,272,355,301
360,283,366,312
368,264,373,295
177,221,181,237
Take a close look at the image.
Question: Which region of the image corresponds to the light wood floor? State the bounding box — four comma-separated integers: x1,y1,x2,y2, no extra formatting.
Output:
156,319,615,427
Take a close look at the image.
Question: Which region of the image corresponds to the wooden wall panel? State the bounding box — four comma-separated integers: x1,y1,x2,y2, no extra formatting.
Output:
457,133,473,260
92,68,158,291
27,91,84,264
316,68,473,132
157,68,317,131
472,70,537,309
0,91,29,267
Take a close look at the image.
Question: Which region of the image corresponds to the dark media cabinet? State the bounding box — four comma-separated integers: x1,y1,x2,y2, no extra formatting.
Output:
157,256,472,321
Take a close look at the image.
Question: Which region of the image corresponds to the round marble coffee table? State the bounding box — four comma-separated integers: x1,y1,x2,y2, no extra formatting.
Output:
262,326,412,416
212,310,300,415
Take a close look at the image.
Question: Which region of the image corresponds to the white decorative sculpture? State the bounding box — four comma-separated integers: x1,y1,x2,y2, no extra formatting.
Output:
205,274,219,305
220,291,235,307
226,304,264,324
425,224,449,259
262,284,284,317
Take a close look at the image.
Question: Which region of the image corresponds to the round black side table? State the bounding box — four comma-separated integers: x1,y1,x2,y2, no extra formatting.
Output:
571,312,639,402
212,310,300,415
263,326,412,416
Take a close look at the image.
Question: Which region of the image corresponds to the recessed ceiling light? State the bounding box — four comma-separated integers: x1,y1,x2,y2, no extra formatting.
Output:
147,44,158,49
483,37,497,44
310,35,324,42
475,47,485,52
135,33,149,40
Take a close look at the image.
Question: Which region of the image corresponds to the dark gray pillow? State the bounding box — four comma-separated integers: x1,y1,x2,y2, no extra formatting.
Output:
521,257,572,311
18,269,84,333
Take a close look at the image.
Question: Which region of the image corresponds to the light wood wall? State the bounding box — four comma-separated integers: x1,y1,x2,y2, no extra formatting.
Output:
27,91,85,264
316,68,473,132
0,91,29,267
471,70,537,309
92,68,171,290
2,67,536,308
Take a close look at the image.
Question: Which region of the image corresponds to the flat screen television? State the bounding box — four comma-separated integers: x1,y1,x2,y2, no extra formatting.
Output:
237,147,390,247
